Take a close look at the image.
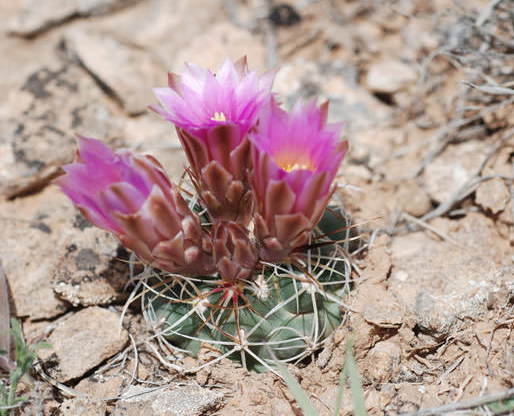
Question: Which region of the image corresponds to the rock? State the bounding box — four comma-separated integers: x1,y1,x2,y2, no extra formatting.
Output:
396,179,432,217
75,374,125,398
362,234,391,283
8,0,138,38
355,282,404,329
38,307,128,382
424,140,490,204
321,74,392,132
113,384,223,416
389,214,512,338
274,59,392,133
365,60,417,94
52,217,128,307
361,340,401,383
59,397,107,416
0,186,126,319
475,177,510,214
172,21,266,74
123,113,187,181
481,102,514,130
64,28,165,115
98,0,221,65
0,63,120,199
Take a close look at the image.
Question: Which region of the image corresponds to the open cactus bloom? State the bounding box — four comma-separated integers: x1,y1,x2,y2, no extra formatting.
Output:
58,57,353,372
250,99,348,262
56,136,214,275
151,57,274,224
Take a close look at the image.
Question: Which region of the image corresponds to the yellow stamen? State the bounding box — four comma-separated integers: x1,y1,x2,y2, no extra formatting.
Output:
283,163,310,172
211,111,227,122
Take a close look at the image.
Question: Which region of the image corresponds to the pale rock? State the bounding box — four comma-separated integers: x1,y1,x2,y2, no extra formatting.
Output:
361,340,401,383
366,60,417,94
0,186,126,319
482,102,514,130
350,127,400,170
123,113,187,181
64,28,165,115
362,234,391,283
114,384,223,416
172,21,266,75
8,0,137,38
396,179,432,217
0,63,120,199
99,0,222,64
475,176,510,214
38,307,128,382
274,59,392,133
424,140,490,204
321,75,392,132
75,374,125,398
59,397,107,416
389,214,512,338
355,282,404,329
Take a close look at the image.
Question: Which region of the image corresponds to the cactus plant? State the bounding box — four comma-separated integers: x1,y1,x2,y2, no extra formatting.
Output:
141,205,353,372
57,57,353,373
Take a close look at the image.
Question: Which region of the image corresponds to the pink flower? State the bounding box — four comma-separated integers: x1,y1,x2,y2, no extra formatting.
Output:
250,100,347,262
56,136,214,275
151,57,274,224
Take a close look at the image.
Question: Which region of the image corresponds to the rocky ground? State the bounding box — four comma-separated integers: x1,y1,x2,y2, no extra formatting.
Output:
1,0,513,415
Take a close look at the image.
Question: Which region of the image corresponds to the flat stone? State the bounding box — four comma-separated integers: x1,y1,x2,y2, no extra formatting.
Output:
274,59,392,133
475,176,510,214
0,63,120,199
97,0,221,64
75,374,125,398
172,21,266,74
64,28,165,115
396,179,432,217
59,397,107,416
38,307,128,382
114,384,223,416
361,340,401,383
389,214,512,338
0,186,126,319
365,60,417,94
8,0,138,38
424,140,490,204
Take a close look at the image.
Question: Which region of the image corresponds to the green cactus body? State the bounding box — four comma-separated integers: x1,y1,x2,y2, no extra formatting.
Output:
142,206,353,372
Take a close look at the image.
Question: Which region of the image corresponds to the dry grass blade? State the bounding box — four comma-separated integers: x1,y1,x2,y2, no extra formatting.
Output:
402,212,462,247
397,387,514,416
463,82,514,96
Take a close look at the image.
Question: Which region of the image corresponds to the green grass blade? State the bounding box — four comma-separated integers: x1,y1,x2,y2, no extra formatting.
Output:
0,262,13,373
274,359,320,416
333,359,348,416
345,345,368,416
488,397,514,414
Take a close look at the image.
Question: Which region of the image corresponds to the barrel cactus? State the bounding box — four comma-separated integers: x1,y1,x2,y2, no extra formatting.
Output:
142,206,352,372
57,56,353,373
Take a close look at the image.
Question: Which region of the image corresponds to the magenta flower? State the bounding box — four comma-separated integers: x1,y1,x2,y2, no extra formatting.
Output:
56,136,215,275
151,56,274,224
250,100,348,262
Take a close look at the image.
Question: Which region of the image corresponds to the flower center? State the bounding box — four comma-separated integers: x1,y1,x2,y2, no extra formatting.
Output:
282,162,311,172
274,154,315,172
211,111,227,122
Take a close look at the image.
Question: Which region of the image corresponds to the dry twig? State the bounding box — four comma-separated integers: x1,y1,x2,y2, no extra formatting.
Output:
397,387,514,416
